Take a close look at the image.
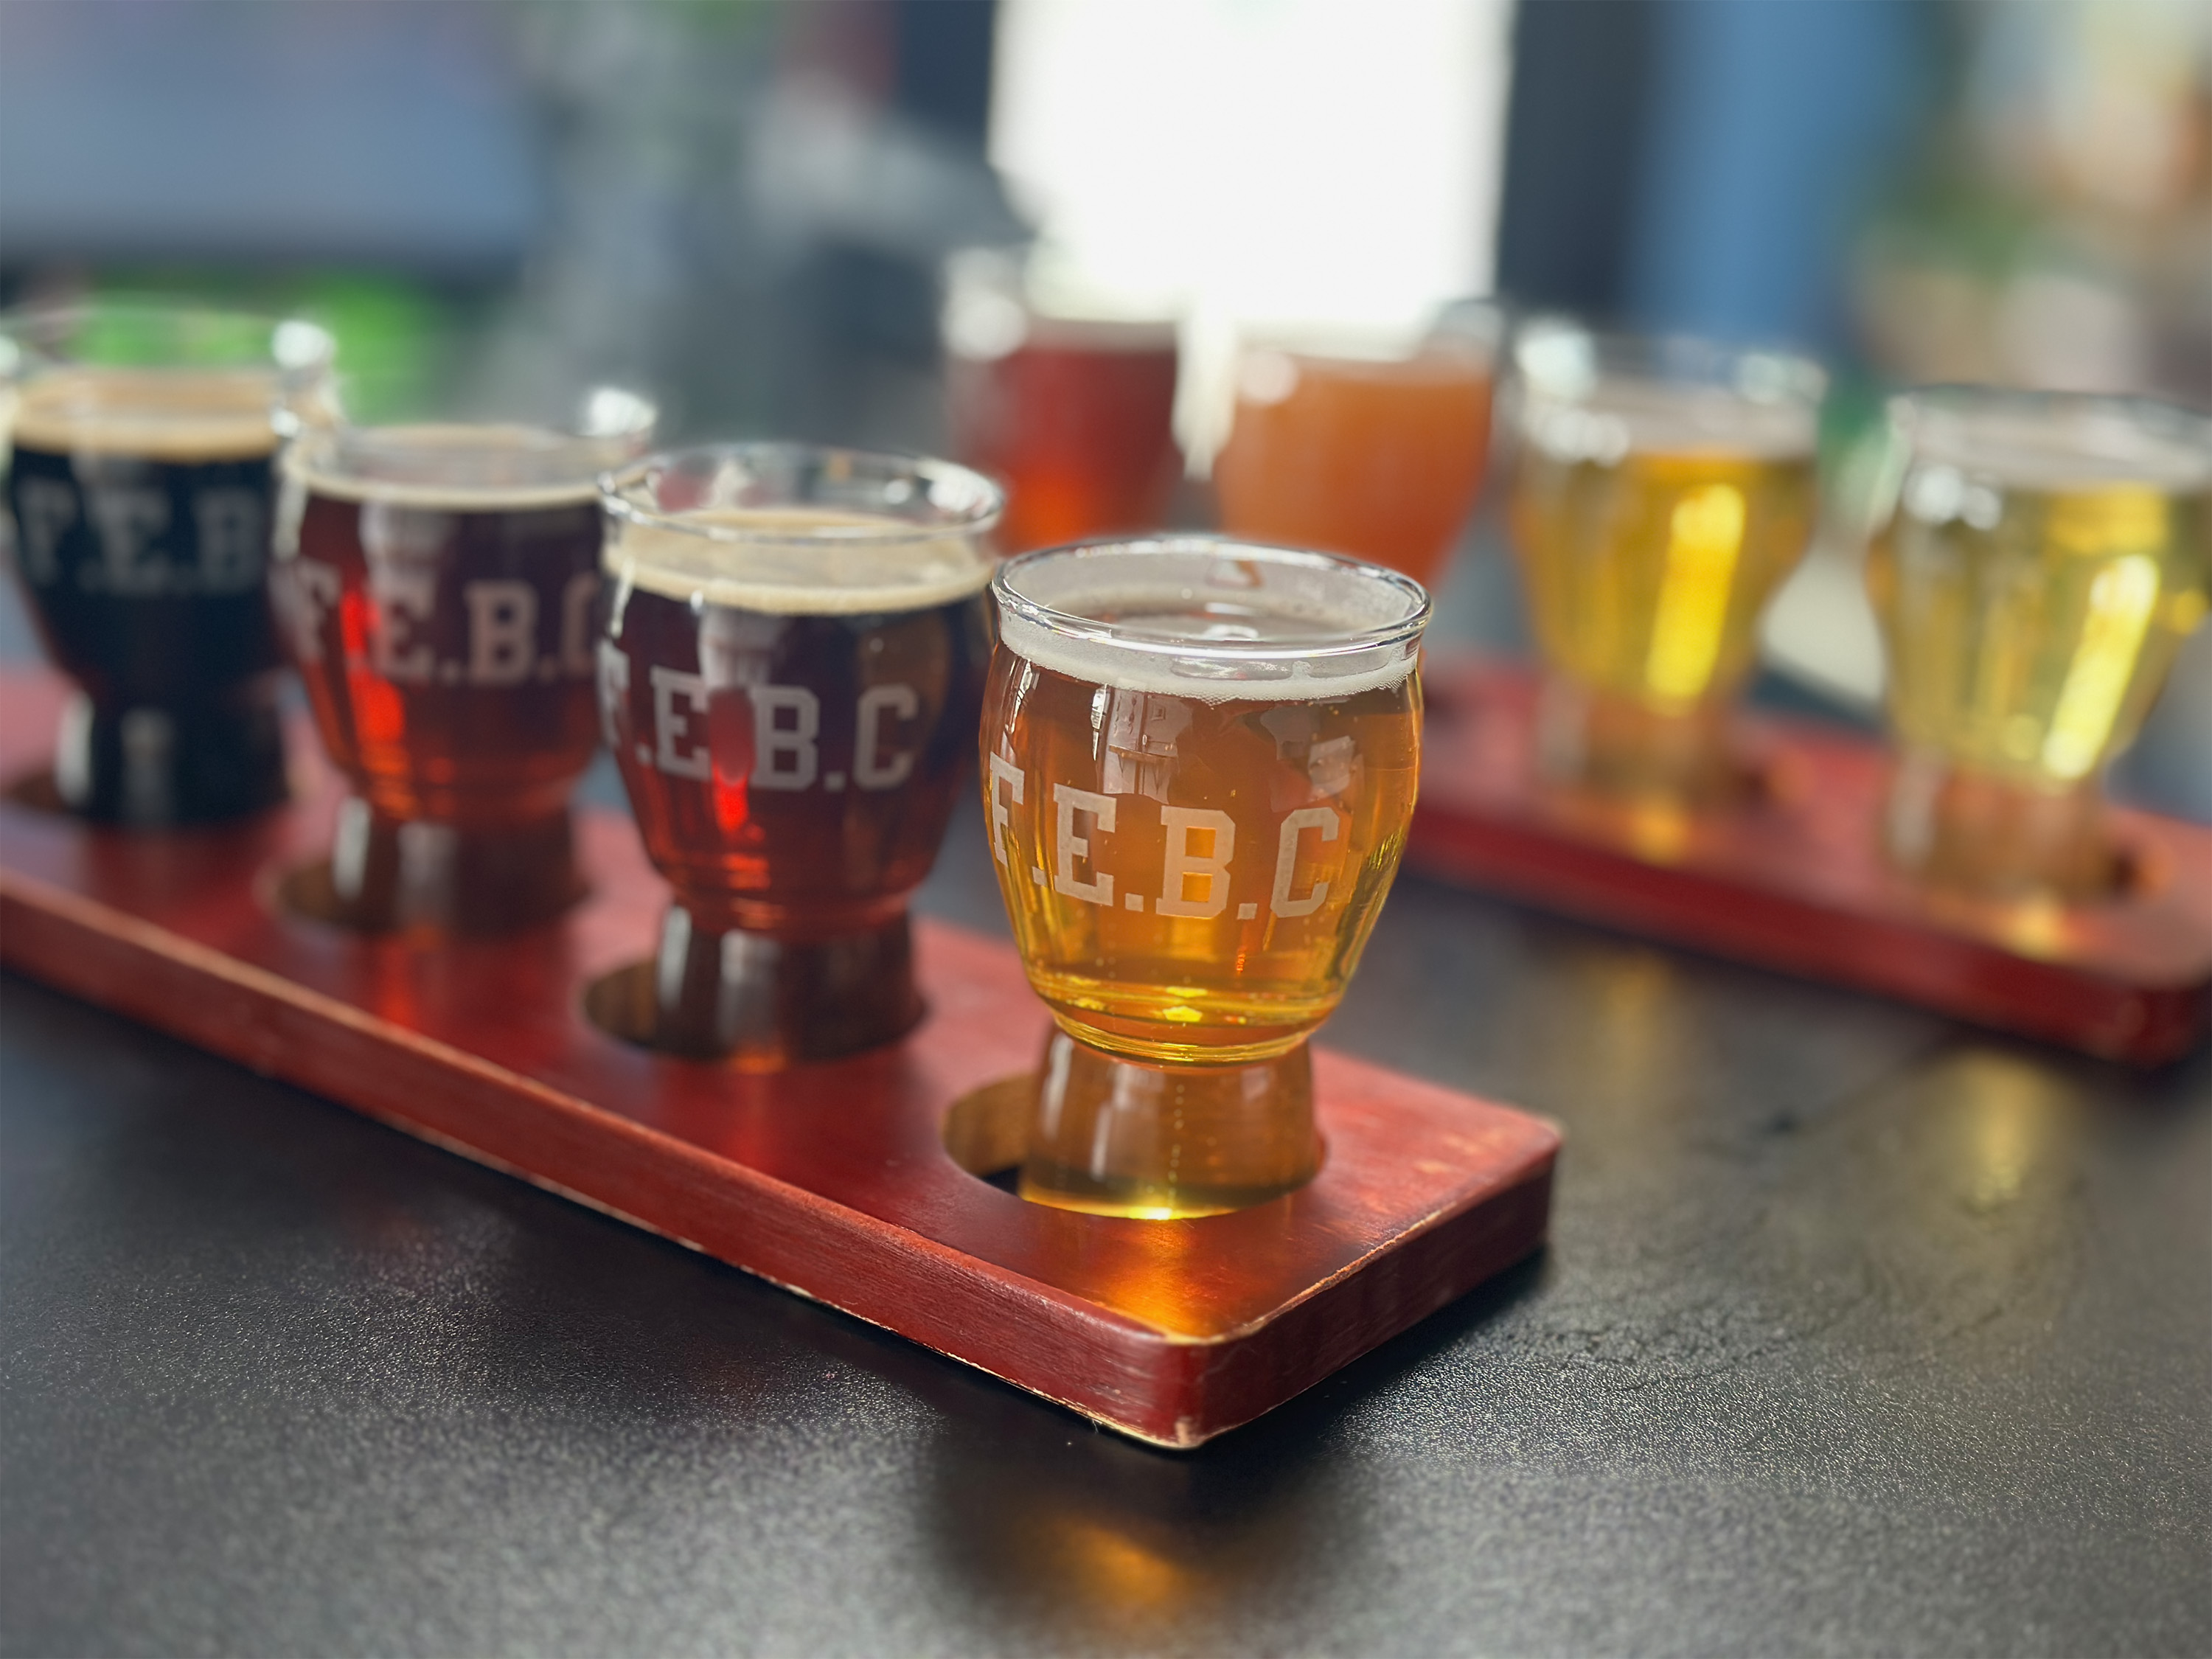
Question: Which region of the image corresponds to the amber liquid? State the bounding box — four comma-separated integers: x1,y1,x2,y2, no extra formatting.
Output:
984,595,1421,1217
984,651,1422,1065
604,583,991,938
282,488,605,827
946,324,1180,553
1214,349,1492,585
1869,473,2210,897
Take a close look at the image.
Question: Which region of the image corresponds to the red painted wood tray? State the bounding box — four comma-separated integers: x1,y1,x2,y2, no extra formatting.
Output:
1410,655,2212,1065
0,670,1557,1448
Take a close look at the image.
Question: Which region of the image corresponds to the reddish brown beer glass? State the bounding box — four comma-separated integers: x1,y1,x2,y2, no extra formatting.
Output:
942,249,1181,552
594,443,1003,1061
273,389,655,931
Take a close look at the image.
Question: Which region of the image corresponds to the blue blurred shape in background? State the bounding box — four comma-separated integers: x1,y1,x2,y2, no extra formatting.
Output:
0,0,541,270
1627,0,1932,349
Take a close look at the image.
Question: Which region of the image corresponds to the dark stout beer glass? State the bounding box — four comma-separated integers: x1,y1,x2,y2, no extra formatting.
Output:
1,302,333,822
273,389,655,931
594,444,1003,1061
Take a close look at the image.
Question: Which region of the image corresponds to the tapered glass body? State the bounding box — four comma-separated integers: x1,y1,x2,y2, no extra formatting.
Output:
984,538,1428,1217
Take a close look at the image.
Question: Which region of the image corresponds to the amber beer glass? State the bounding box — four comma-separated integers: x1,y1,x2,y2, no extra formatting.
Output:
2,302,333,822
1868,388,2211,900
273,390,655,930
597,444,1002,1060
1509,319,1823,804
984,537,1430,1217
942,249,1181,552
1214,302,1501,586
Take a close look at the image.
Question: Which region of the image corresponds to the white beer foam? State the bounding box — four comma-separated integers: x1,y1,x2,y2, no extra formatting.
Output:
999,549,1422,703
1904,402,2212,491
11,368,279,460
1526,378,1817,464
610,508,995,616
283,424,608,509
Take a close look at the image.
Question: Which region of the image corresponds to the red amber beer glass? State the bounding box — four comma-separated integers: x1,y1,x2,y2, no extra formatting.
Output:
597,443,1003,1061
943,249,1181,553
984,537,1430,1217
273,389,655,931
2,302,333,822
1868,387,2211,900
1214,302,1500,587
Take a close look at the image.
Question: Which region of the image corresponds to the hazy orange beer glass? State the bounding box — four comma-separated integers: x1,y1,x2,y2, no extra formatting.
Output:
2,302,333,823
273,389,655,931
942,249,1182,553
1868,387,2211,900
984,537,1430,1217
597,444,1002,1061
1214,302,1500,586
1509,319,1824,805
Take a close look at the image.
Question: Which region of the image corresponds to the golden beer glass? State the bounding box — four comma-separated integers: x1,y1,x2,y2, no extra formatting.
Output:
1868,388,2211,900
983,537,1430,1217
1509,319,1823,806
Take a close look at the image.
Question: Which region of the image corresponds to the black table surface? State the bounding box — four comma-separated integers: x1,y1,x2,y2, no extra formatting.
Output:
5,779,2208,1659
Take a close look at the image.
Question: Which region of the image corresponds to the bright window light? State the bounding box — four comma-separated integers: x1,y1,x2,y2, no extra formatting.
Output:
990,0,1515,465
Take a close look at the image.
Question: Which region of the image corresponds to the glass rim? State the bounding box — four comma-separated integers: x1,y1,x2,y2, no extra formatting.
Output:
285,386,658,493
600,441,1005,546
1234,295,1508,366
0,298,335,375
1511,313,1827,405
991,535,1433,664
1889,382,2212,437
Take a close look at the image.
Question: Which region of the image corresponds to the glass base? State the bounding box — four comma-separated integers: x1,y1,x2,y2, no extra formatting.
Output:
1885,754,2118,903
282,799,585,934
1017,1029,1322,1219
1535,675,1750,810
585,905,922,1064
52,689,287,826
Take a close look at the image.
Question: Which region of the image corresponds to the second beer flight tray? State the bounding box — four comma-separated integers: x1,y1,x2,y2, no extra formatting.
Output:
1408,655,2212,1065
0,671,1559,1450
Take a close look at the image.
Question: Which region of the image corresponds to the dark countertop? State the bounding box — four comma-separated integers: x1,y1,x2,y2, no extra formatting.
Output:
4,771,2208,1658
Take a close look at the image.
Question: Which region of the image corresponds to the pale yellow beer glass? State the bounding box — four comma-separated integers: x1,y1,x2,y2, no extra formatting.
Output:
1509,319,1824,805
1868,387,2211,900
982,537,1429,1217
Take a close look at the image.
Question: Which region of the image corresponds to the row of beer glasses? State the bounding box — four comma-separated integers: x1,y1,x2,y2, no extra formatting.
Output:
951,264,2211,904
2,300,1430,1220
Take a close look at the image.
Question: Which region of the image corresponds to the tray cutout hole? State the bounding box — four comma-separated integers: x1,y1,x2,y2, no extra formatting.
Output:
942,1073,1034,1189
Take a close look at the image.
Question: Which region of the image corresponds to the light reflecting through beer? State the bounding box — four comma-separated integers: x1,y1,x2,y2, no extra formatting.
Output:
985,538,1428,1216
1868,389,2211,900
1509,320,1823,807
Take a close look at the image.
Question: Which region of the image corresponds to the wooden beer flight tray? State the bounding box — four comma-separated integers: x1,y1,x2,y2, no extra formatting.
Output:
0,669,1557,1448
1410,654,2212,1065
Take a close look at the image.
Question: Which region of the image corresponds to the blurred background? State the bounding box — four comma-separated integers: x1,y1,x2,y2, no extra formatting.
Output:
2,0,2207,815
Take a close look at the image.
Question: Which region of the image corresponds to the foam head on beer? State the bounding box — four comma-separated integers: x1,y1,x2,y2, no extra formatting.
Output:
984,537,1430,1067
